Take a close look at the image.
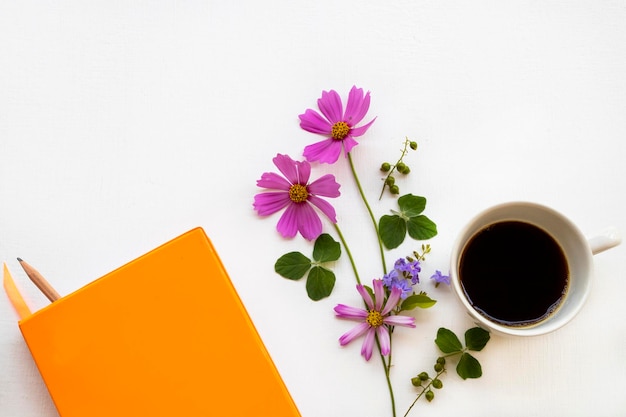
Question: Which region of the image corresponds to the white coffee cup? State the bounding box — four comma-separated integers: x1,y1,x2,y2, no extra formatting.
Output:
450,202,621,337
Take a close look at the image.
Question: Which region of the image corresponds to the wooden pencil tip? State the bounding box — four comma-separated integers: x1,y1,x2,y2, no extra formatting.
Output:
17,257,23,262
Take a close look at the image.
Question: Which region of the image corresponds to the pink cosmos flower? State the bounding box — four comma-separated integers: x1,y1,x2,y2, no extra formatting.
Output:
299,85,376,164
334,279,416,361
253,154,341,240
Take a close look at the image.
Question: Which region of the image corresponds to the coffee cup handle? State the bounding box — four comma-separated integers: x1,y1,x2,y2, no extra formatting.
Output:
588,227,622,255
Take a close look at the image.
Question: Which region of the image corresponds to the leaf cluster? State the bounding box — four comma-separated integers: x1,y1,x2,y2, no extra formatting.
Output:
274,234,340,301
379,194,437,249
404,327,490,416
434,327,490,380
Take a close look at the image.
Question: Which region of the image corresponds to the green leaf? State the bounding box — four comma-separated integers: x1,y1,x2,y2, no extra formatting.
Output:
312,233,341,263
274,252,311,280
456,352,483,379
464,327,491,351
397,194,426,217
407,215,438,240
435,327,463,354
400,294,437,311
306,266,336,301
379,214,407,249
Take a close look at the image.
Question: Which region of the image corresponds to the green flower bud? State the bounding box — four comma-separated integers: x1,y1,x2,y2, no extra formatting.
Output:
425,389,435,402
411,377,422,387
390,185,400,194
418,372,429,381
385,176,395,186
434,363,444,373
396,162,407,171
432,379,443,389
380,162,391,172
436,357,446,365
410,141,418,150
400,166,411,175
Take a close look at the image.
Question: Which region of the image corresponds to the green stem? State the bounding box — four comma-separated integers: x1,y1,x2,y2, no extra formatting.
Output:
346,152,387,275
377,335,396,417
333,223,361,285
345,150,396,415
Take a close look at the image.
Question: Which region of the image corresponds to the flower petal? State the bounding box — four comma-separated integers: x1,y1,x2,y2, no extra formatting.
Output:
361,328,376,361
376,325,391,356
349,117,376,138
307,195,337,223
334,304,368,320
272,154,300,184
275,203,299,238
339,322,369,346
293,202,323,240
383,314,416,328
299,109,332,134
303,138,343,164
295,159,311,184
307,174,341,198
373,279,385,312
356,284,374,310
253,192,290,216
256,172,292,191
381,286,403,315
344,86,370,126
270,154,311,185
317,89,343,123
342,136,359,154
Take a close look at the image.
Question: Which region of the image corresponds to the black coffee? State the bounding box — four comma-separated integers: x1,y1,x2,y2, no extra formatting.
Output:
459,221,568,327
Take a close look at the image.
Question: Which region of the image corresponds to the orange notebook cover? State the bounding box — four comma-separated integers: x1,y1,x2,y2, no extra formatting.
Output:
15,228,301,416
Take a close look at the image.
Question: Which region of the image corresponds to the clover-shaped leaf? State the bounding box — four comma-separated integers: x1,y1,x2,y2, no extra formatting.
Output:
398,193,426,217
407,215,437,240
273,233,340,301
456,353,482,379
435,327,463,353
274,252,311,280
379,215,407,249
379,194,437,249
306,266,336,301
313,233,341,263
433,327,490,380
464,327,490,352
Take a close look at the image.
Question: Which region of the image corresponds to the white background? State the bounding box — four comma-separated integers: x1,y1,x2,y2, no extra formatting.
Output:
1,1,625,416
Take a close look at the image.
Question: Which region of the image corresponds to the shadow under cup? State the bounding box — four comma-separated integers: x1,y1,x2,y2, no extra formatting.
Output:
450,202,594,337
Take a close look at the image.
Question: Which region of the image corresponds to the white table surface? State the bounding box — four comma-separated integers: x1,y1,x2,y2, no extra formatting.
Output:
1,1,625,416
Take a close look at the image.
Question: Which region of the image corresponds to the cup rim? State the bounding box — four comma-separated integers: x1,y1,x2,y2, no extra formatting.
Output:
449,201,593,337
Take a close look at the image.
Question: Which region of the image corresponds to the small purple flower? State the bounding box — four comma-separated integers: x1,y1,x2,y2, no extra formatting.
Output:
381,258,421,298
334,279,416,361
430,270,451,286
299,85,376,164
382,268,413,299
381,268,399,288
383,271,413,299
394,258,421,284
253,154,341,240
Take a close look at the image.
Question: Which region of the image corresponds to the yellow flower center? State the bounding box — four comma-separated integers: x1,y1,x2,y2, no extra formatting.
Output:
289,184,309,203
331,121,350,140
366,310,383,327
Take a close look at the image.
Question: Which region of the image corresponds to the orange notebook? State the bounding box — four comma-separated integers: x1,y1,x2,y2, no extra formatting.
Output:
11,228,301,417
